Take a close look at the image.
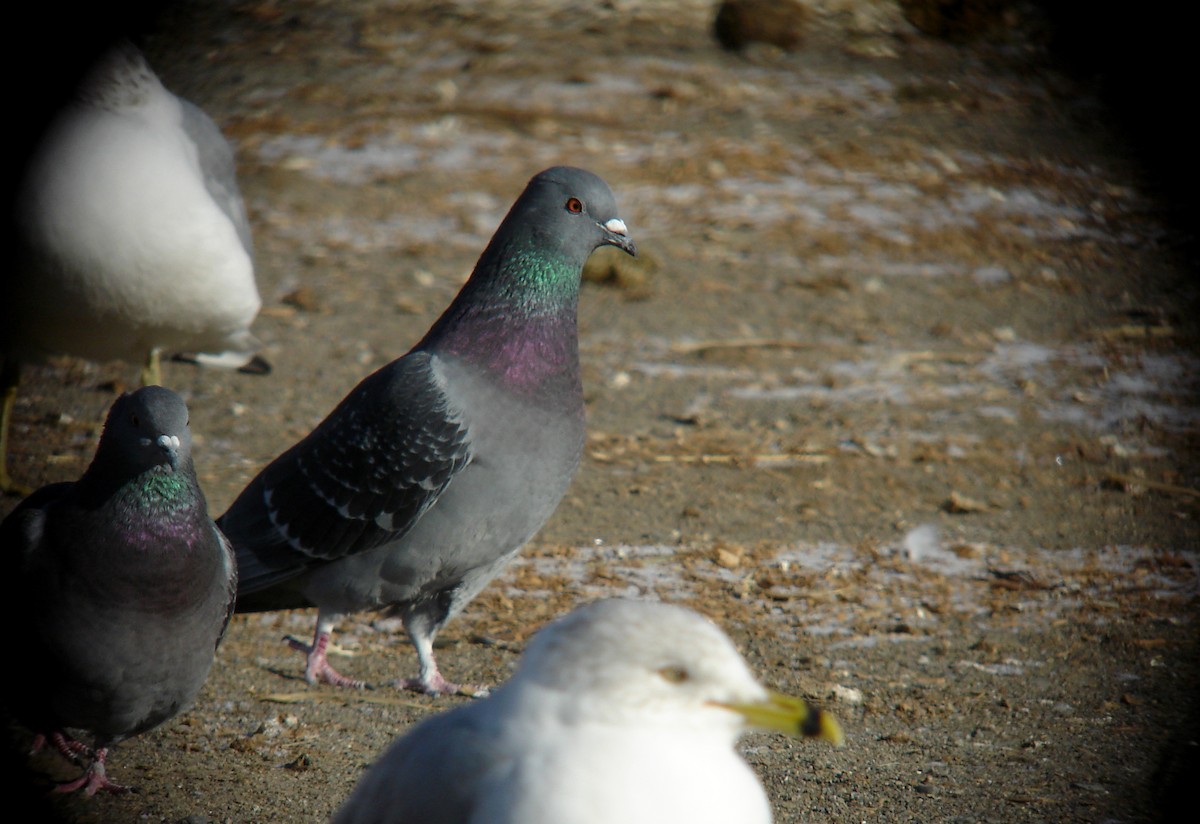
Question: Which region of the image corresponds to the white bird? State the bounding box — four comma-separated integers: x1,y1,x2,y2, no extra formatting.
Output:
331,599,844,824
2,41,264,494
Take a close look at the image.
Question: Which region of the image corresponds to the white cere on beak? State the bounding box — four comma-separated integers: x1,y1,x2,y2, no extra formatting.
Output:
157,434,181,450
604,217,628,236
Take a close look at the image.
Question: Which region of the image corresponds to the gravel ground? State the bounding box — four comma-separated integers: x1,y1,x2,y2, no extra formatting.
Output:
4,1,1197,822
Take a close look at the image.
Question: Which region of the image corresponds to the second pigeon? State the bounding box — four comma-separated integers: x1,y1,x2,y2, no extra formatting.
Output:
1,386,236,795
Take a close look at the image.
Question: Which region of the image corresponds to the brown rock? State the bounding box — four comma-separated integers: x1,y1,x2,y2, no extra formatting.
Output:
713,0,809,52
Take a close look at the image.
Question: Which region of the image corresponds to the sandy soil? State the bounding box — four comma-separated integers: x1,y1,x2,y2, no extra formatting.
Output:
4,1,1197,822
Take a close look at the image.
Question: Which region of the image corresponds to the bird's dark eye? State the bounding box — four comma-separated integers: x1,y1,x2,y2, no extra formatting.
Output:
658,666,689,684
565,197,584,214
130,414,140,427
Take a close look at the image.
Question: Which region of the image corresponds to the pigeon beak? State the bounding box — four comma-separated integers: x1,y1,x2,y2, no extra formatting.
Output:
156,434,182,471
713,690,845,746
600,217,637,257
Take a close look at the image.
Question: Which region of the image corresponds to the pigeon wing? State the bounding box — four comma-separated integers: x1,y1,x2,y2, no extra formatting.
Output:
224,352,472,593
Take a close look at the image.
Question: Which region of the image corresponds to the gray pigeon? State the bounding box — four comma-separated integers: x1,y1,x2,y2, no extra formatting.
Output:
2,41,264,495
218,166,635,695
331,599,844,824
0,386,236,795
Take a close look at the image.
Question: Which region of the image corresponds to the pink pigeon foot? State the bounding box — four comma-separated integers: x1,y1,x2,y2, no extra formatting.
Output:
285,632,366,689
396,631,489,697
32,731,93,764
396,668,489,698
53,748,129,796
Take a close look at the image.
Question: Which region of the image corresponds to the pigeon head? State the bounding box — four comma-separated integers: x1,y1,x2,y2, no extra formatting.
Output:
434,166,636,319
418,167,633,392
96,385,193,475
516,165,637,260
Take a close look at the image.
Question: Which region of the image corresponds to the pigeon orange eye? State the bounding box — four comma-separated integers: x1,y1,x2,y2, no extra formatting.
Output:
565,197,583,214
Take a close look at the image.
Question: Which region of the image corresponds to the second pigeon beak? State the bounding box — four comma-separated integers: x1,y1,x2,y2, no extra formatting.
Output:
156,434,182,471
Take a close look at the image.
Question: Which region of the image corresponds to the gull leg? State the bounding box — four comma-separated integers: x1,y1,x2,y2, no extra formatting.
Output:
140,347,162,387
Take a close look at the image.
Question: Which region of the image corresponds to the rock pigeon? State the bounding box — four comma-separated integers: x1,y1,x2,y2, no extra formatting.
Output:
1,41,264,495
331,599,844,824
0,386,236,795
218,166,635,695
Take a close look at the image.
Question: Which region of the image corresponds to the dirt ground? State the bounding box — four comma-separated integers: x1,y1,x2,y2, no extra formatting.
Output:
4,1,1198,822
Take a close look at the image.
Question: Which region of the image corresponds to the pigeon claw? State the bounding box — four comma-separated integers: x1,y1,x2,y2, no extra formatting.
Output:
396,672,489,699
284,633,367,689
52,748,130,796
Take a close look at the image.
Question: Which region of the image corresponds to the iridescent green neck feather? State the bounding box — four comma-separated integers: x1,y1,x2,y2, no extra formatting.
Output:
419,234,584,397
